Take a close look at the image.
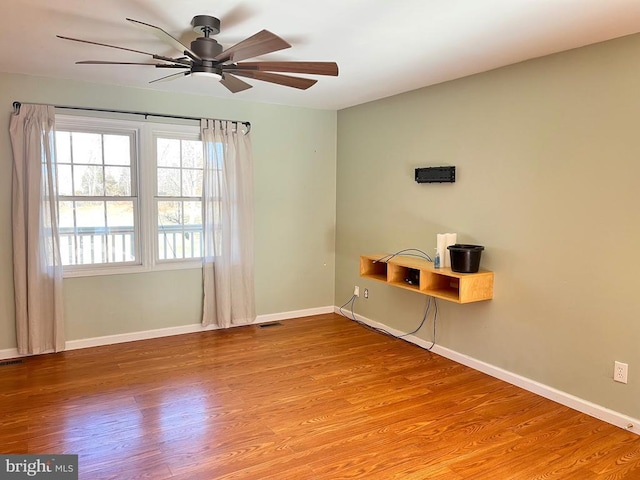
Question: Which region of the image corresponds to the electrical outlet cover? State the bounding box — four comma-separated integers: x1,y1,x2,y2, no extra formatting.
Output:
614,361,628,384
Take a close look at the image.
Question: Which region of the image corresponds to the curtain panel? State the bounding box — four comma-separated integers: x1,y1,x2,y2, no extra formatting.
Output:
201,119,255,328
10,104,65,354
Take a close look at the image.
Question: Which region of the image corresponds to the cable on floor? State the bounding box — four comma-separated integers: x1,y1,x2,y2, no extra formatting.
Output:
399,297,437,351
337,292,438,348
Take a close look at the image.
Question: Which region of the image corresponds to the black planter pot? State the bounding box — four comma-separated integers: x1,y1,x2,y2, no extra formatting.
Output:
447,244,484,273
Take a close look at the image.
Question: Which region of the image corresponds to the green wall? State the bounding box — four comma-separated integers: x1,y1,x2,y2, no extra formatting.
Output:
336,34,640,419
0,73,337,346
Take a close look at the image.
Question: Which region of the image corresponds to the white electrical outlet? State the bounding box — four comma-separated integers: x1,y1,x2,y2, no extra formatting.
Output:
364,288,369,299
354,286,359,297
614,361,628,384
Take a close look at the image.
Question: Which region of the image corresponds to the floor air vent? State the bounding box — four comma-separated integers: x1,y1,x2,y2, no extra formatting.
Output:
0,359,24,367
259,322,283,328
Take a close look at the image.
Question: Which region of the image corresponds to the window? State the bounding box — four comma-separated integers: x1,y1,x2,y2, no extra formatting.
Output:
155,134,204,261
55,115,205,276
55,123,138,267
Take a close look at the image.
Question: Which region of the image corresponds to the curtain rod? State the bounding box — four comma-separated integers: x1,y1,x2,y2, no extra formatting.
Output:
12,101,251,134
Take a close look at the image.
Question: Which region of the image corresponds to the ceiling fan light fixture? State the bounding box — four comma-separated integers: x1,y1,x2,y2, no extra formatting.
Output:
191,65,222,80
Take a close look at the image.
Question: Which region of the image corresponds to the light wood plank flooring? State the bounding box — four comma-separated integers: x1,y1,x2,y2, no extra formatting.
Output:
1,313,639,479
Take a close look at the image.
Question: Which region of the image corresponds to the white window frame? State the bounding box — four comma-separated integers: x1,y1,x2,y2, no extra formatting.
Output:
151,125,204,268
56,115,203,277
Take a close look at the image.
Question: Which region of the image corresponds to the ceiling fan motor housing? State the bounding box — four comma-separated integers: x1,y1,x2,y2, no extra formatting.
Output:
191,37,223,59
190,15,223,60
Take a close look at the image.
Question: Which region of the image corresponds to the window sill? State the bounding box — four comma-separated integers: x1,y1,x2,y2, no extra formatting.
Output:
62,260,203,278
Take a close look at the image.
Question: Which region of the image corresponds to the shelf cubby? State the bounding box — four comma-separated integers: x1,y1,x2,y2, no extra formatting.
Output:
359,255,388,282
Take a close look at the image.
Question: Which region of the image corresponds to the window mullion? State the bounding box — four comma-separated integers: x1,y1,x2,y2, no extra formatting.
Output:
100,135,108,264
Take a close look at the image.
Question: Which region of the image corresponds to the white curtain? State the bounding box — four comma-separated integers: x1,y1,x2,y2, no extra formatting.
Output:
9,104,64,354
201,119,255,328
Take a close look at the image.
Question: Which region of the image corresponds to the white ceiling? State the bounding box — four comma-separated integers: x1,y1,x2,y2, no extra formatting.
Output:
3,0,640,110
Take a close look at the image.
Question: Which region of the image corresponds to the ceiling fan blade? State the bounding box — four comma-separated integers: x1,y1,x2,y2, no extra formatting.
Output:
226,70,317,90
57,35,156,57
76,61,189,68
126,18,201,60
220,73,253,93
57,35,191,65
219,5,255,30
149,71,191,84
227,61,339,76
214,30,290,63
77,60,155,65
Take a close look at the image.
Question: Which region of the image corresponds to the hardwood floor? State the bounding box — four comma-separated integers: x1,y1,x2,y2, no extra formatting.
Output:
1,313,639,479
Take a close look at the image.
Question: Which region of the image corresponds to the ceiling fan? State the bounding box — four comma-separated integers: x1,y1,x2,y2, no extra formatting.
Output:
57,14,339,93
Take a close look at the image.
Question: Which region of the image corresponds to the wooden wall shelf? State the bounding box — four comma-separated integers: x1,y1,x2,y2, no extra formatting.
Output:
360,254,493,303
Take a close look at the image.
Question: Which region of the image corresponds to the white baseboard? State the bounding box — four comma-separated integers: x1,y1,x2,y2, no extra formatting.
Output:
334,306,640,436
252,306,335,324
0,306,335,360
